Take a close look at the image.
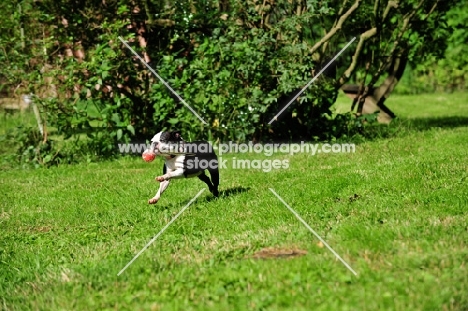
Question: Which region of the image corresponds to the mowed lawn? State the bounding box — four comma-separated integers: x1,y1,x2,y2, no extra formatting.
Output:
1,93,467,310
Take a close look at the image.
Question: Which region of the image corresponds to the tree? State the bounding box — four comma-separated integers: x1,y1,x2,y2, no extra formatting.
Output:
404,0,468,93
0,0,461,162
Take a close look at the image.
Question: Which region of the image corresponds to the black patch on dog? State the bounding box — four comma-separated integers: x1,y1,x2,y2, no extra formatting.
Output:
161,130,219,197
160,131,183,143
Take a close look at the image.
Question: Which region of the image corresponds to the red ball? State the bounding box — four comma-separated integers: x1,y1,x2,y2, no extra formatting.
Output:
142,150,156,162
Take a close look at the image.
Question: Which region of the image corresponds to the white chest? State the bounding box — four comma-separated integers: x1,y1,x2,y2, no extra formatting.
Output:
164,155,185,171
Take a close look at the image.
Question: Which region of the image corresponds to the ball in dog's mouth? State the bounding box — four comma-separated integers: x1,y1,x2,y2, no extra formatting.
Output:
142,150,156,162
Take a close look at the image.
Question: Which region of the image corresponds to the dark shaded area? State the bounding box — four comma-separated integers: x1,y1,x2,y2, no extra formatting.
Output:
407,116,468,130
204,186,251,203
318,56,338,80
190,186,251,204
219,186,251,198
263,86,341,142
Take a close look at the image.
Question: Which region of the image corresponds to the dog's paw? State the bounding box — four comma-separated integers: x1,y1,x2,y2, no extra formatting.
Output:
148,197,159,204
155,176,165,182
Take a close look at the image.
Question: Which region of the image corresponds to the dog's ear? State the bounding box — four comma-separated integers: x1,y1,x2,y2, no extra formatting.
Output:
170,130,183,141
159,131,171,142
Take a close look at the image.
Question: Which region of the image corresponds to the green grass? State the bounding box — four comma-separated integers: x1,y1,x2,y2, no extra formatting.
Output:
334,91,468,121
1,93,468,310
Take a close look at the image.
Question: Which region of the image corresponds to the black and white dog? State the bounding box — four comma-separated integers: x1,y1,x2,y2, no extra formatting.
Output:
145,130,219,204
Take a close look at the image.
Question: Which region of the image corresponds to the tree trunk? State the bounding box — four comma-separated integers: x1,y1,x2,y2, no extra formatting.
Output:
342,55,408,123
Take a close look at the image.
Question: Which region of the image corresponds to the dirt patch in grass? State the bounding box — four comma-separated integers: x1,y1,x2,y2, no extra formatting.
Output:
0,211,10,220
250,247,307,259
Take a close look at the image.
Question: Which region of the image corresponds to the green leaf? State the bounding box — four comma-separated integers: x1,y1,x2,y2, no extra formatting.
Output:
43,155,52,163
127,124,135,135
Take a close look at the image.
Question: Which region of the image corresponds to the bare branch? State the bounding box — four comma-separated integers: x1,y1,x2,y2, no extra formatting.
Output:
338,27,377,85
383,1,398,20
322,0,350,54
309,0,361,55
337,0,350,17
373,0,380,17
423,0,439,20
336,0,401,86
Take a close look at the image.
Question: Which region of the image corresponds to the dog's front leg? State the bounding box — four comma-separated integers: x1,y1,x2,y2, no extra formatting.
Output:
155,168,185,182
149,167,183,204
148,180,171,204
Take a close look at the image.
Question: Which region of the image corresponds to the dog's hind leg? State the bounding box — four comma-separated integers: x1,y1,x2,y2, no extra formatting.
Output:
207,167,219,197
197,170,218,196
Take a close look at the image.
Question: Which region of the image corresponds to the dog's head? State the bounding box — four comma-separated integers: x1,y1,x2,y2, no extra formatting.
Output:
150,130,185,156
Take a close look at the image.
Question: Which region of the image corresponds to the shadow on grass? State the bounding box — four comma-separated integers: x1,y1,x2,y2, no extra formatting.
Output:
220,186,251,197
407,116,468,130
156,186,251,210
205,186,251,203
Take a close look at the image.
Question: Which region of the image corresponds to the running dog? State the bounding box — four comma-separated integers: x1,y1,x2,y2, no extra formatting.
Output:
145,130,219,204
